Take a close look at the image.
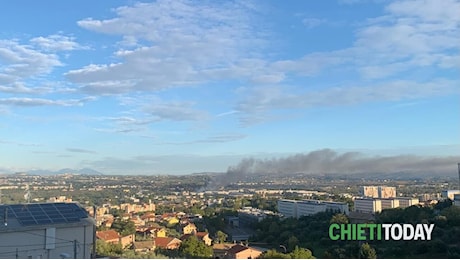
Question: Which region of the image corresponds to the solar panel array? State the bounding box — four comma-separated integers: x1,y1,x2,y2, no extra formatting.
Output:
0,203,88,226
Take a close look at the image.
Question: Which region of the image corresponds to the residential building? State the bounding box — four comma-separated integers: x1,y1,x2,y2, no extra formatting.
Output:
381,198,400,210
181,232,212,246
96,230,120,244
396,197,419,208
154,237,182,250
441,190,460,200
225,244,263,259
361,186,379,198
181,222,197,235
324,201,350,215
133,240,155,252
277,199,297,218
237,207,278,226
278,199,349,218
453,194,460,207
96,230,134,249
151,227,167,238
0,202,95,259
361,186,396,198
354,198,382,213
297,200,327,217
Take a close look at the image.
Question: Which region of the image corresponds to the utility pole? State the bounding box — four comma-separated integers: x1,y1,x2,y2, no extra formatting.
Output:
93,206,97,259
74,240,77,259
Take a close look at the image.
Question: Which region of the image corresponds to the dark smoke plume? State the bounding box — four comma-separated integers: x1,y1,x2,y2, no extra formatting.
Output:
217,149,459,186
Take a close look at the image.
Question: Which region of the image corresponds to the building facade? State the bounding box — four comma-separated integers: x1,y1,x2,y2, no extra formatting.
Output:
441,190,460,200
277,199,297,218
361,186,396,198
354,198,382,214
396,197,419,208
278,199,349,218
0,202,95,259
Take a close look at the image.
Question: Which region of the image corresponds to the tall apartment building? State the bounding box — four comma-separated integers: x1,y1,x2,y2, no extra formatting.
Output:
277,199,349,218
454,194,460,207
441,190,460,200
361,186,396,198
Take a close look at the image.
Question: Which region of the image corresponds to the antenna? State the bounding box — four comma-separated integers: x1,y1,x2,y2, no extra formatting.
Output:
24,184,31,203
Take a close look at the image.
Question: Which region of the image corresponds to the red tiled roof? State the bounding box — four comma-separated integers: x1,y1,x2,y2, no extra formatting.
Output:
96,230,120,241
154,237,181,248
180,234,193,241
195,232,208,238
228,244,249,255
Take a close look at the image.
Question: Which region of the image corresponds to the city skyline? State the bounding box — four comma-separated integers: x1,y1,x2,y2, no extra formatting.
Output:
0,0,459,174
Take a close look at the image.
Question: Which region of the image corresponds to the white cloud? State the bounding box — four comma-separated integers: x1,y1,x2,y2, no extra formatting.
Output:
70,0,264,94
302,18,326,28
30,34,87,52
0,97,94,107
159,134,247,145
144,100,209,122
0,39,62,84
236,79,459,125
66,148,97,154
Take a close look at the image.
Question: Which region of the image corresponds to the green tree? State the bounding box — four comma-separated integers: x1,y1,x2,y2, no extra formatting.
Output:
289,246,315,259
258,249,290,259
287,235,299,252
112,219,136,236
359,243,377,259
96,240,123,257
440,206,460,226
179,236,213,258
330,213,349,224
216,230,228,243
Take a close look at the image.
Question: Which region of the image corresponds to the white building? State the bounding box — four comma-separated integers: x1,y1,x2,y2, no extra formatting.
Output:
441,190,460,200
381,198,400,210
354,198,382,214
324,201,350,215
0,202,95,259
277,199,297,218
453,194,460,207
361,186,396,198
237,207,278,226
297,200,327,217
396,197,419,208
278,199,349,218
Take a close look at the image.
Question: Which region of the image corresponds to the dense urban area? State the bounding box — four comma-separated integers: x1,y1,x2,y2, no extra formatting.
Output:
0,169,460,259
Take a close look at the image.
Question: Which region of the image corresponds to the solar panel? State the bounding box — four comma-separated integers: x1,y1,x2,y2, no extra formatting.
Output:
0,203,89,226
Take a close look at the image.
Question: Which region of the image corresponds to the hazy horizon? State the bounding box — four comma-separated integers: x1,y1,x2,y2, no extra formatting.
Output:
1,0,459,175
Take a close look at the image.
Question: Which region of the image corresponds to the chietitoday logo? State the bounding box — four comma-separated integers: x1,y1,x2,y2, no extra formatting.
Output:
329,223,435,241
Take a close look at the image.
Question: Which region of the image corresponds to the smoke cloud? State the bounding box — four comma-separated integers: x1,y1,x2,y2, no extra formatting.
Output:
226,149,459,176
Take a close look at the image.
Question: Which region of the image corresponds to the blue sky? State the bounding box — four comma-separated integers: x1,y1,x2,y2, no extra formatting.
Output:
0,0,459,175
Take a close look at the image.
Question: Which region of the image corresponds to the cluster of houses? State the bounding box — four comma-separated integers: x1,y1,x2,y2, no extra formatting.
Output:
92,203,264,258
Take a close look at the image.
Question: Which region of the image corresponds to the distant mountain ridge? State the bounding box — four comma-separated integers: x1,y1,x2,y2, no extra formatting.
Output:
25,168,103,176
